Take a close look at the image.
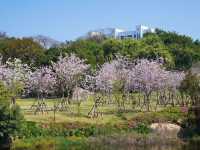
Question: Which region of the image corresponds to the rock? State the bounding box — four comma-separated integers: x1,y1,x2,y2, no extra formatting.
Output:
150,123,182,138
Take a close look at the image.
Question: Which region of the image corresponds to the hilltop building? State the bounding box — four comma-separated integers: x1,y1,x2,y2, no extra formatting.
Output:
84,25,155,40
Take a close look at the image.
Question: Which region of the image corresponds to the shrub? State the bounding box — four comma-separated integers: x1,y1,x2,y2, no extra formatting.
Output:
128,107,185,126
0,82,23,146
12,137,88,150
133,123,150,134
17,121,49,138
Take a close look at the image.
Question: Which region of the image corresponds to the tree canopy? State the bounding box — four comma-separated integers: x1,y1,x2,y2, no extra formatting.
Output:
0,37,45,67
1,29,200,70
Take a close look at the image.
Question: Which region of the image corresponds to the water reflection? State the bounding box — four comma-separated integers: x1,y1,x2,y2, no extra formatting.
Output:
7,140,200,150
91,142,200,150
135,144,199,150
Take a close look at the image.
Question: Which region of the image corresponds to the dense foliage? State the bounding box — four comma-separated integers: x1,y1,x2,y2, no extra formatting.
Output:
44,30,200,70
1,29,200,70
0,82,23,145
0,38,45,67
180,71,200,105
180,72,200,133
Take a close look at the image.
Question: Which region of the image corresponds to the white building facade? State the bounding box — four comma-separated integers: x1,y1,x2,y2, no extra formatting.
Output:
85,25,155,40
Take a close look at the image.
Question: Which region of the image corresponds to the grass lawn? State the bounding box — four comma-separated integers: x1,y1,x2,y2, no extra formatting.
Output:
16,96,186,126
13,97,188,150
16,97,138,125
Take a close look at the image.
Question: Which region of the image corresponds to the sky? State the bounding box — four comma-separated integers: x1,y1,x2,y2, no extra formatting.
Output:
0,0,199,41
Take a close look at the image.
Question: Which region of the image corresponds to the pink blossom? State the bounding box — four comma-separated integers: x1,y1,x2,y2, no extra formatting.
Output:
52,54,89,95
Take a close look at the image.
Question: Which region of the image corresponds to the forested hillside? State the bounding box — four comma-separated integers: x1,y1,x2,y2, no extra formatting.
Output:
0,29,200,70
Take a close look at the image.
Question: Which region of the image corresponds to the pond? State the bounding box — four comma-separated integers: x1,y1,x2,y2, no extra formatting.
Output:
88,143,200,150
2,143,199,150
85,137,200,150
3,137,200,150
134,144,199,150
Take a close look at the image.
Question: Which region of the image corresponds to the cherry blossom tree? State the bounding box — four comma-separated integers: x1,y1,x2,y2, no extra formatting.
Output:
125,58,186,111
52,54,89,111
27,67,56,98
126,59,169,111
0,53,186,115
92,55,130,94
163,71,185,106
27,66,56,113
0,58,31,105
72,87,92,116
85,56,130,116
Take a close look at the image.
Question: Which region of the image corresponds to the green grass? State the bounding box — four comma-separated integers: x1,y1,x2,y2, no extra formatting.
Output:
17,98,136,125
12,136,88,150
17,97,187,126
12,133,185,150
13,97,190,149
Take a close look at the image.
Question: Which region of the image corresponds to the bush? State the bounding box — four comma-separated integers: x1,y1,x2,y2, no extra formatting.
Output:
129,107,185,125
12,136,88,150
17,122,99,138
17,121,49,138
180,72,200,134
0,82,23,146
133,123,150,134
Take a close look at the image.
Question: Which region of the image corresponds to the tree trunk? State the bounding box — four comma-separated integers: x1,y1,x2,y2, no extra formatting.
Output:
11,96,16,105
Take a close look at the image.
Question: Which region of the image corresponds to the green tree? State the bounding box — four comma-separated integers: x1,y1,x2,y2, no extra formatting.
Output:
102,39,122,61
138,34,174,67
68,40,104,67
0,37,45,67
121,39,141,58
180,72,200,132
180,71,200,105
152,29,200,69
44,47,64,65
154,29,193,48
0,82,23,147
172,48,193,70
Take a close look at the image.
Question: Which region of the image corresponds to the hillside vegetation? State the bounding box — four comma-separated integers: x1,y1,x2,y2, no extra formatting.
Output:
0,29,200,70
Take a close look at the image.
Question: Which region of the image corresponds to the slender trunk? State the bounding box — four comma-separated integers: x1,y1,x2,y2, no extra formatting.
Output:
11,96,16,105
145,93,151,112
53,104,56,122
171,92,175,107
77,102,81,116
147,94,150,112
